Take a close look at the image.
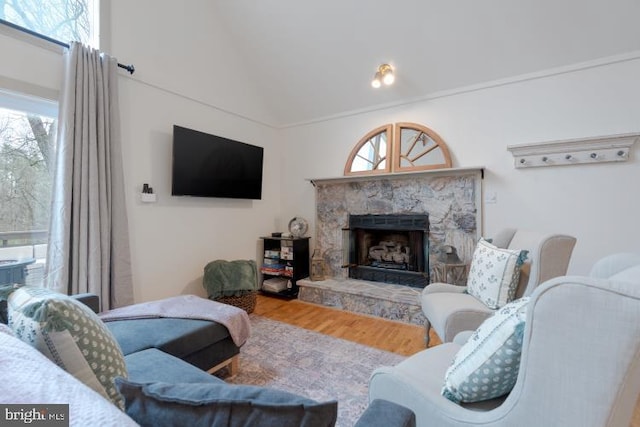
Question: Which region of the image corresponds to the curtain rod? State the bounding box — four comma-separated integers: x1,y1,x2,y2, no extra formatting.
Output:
0,18,135,74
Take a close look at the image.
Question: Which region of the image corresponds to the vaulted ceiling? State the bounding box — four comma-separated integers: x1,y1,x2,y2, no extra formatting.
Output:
211,0,640,128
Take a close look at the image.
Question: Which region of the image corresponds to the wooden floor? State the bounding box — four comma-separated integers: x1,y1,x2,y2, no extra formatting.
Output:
254,293,439,357
254,294,639,427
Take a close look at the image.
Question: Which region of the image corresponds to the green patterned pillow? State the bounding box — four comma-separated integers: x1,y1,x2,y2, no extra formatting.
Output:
8,286,127,409
467,238,528,309
442,297,529,403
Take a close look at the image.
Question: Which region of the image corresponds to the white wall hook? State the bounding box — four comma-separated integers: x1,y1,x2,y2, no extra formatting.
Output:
507,133,639,169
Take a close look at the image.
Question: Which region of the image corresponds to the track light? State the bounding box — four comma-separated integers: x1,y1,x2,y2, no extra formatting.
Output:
371,73,382,88
371,64,394,88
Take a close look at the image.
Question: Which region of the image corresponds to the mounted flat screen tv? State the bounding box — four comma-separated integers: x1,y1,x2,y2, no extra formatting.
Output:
171,125,264,199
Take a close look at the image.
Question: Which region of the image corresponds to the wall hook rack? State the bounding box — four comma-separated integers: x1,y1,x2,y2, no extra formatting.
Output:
507,133,639,169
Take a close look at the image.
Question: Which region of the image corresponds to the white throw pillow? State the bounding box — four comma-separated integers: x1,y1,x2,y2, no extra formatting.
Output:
0,323,137,426
8,286,128,409
467,238,528,309
442,297,529,403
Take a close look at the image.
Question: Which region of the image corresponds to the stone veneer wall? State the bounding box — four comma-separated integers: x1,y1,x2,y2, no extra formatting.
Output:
313,169,483,280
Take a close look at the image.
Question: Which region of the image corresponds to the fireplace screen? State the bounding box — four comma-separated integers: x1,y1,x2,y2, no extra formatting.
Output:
346,214,429,288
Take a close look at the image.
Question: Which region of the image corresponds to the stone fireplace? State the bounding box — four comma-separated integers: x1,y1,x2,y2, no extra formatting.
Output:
298,167,483,325
311,167,483,282
347,214,429,287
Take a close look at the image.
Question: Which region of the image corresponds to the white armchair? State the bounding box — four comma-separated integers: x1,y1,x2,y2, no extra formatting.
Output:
421,228,576,346
369,252,640,427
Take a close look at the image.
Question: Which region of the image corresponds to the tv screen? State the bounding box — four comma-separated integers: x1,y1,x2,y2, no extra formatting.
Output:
171,125,264,199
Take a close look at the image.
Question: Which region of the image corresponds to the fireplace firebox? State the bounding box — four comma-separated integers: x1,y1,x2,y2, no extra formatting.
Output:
346,214,429,288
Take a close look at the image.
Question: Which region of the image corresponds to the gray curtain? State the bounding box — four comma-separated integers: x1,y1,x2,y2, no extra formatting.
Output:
45,42,133,310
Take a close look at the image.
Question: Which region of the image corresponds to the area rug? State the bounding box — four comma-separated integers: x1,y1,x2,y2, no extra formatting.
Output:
223,315,406,427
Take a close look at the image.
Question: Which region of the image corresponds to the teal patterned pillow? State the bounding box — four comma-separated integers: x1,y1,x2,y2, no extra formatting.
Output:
442,297,529,403
467,238,528,309
8,286,127,409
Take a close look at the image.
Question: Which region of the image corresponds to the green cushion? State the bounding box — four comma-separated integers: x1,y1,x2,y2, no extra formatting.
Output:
442,297,529,403
8,286,128,409
467,238,528,309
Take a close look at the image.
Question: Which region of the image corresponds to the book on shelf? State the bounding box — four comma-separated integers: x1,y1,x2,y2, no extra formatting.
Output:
262,277,289,293
261,266,285,275
281,247,293,260
264,250,280,259
284,265,294,276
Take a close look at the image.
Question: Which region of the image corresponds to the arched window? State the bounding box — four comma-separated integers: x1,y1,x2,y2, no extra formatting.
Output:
393,122,452,172
344,124,392,176
344,122,452,175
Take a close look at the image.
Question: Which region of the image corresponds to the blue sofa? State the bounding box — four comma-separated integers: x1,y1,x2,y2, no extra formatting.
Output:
72,293,241,376
1,293,416,426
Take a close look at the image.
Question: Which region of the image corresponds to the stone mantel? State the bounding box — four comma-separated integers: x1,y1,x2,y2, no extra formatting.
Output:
310,167,485,282
307,166,484,186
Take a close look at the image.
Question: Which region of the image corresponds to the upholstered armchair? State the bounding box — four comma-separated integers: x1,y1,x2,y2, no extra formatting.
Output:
421,228,576,346
369,253,640,427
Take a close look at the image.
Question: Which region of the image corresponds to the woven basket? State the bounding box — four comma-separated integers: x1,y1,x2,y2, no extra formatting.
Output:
214,291,257,314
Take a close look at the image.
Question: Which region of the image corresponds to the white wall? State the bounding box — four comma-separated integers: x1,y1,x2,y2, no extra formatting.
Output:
117,76,281,303
279,58,640,275
0,4,283,303
107,1,283,302
0,31,62,96
109,0,274,126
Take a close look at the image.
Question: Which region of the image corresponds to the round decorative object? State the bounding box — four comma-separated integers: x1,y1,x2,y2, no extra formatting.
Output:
288,217,308,238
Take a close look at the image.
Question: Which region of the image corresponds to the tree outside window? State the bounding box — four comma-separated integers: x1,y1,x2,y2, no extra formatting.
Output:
0,107,56,243
0,0,97,46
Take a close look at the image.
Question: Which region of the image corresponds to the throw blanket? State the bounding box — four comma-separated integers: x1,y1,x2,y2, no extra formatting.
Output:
99,295,251,347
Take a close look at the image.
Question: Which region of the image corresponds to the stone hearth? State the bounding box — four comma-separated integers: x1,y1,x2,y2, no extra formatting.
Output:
298,278,425,325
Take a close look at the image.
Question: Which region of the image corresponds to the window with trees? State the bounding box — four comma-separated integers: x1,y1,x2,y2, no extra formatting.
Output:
0,97,56,246
0,0,98,248
0,0,98,46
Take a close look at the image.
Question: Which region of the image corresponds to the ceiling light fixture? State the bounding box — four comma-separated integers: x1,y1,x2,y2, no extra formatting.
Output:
371,63,394,88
